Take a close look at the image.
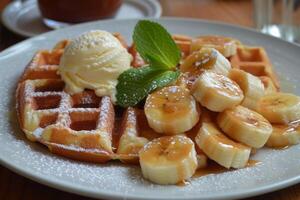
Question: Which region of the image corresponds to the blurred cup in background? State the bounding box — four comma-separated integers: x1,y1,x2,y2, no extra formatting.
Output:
37,0,123,29
253,0,300,42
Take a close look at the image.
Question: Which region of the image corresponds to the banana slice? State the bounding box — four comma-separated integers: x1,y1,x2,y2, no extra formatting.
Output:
195,122,251,168
139,135,198,185
256,92,300,124
196,153,208,169
190,35,239,57
192,71,244,112
180,47,231,76
144,86,200,135
217,105,273,148
266,121,300,148
195,144,208,169
229,69,265,110
260,76,279,94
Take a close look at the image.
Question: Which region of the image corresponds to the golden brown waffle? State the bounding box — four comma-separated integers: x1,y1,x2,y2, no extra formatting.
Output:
16,47,159,163
229,46,280,91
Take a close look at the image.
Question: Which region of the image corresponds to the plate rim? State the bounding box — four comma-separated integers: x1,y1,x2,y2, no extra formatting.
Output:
1,17,300,200
1,155,300,200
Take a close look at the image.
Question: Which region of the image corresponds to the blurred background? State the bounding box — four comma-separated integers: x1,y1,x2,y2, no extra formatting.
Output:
0,0,299,52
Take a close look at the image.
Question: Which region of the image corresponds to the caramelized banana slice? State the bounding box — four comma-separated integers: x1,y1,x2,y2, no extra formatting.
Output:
145,86,200,135
192,71,244,112
195,122,251,169
218,106,273,148
257,93,300,124
180,47,231,76
229,69,265,110
266,121,300,148
139,135,198,185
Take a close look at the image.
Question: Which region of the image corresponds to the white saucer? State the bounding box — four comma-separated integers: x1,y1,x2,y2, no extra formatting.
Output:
1,0,161,37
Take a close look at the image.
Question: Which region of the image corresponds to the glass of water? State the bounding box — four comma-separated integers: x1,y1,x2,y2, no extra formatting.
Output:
253,0,300,43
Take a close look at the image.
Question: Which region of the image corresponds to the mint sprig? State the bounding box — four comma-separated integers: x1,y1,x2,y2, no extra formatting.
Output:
133,20,180,69
116,20,181,107
116,66,179,107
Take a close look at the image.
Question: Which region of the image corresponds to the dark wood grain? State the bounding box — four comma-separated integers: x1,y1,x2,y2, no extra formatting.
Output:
0,0,299,199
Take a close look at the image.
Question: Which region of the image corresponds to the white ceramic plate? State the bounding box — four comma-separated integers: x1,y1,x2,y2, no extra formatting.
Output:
0,18,300,200
1,0,161,37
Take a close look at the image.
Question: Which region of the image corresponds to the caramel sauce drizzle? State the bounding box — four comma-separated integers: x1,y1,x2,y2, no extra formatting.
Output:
273,145,290,150
176,160,261,187
193,160,261,178
176,180,191,187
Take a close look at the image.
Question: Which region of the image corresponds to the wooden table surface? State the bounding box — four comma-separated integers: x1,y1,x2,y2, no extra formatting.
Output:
0,0,299,199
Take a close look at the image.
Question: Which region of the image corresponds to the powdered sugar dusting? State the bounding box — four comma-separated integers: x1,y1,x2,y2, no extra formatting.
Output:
33,127,44,138
33,91,62,97
65,30,122,55
49,143,110,154
97,96,111,129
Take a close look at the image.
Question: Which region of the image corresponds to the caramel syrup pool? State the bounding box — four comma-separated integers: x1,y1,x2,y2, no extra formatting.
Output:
177,160,261,186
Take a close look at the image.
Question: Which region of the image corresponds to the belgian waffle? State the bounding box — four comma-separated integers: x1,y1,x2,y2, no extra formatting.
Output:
229,46,280,91
16,47,161,163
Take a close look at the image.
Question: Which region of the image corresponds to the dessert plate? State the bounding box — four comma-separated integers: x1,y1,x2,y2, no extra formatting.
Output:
0,18,300,200
1,0,161,37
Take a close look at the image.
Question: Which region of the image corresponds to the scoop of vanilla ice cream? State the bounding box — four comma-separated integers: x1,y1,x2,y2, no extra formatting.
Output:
58,30,132,103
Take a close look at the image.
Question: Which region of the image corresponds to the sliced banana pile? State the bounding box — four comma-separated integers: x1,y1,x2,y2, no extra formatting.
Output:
138,45,300,185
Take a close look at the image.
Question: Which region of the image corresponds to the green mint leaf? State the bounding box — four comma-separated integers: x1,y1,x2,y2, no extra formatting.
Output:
133,20,180,69
116,20,181,107
116,66,180,107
